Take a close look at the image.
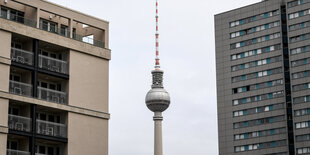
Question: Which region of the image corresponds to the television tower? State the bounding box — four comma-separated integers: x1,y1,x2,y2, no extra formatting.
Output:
145,0,171,155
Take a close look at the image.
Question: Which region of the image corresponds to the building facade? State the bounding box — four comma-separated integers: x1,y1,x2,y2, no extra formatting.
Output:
0,0,110,155
215,0,310,154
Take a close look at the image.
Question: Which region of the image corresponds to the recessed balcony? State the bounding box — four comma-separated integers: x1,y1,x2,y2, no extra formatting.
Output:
38,55,68,74
9,80,33,97
11,48,33,66
0,6,37,28
36,120,67,138
37,87,67,105
8,114,32,132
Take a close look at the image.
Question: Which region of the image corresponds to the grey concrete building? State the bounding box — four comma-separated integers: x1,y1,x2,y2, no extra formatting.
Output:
0,0,110,155
215,0,310,154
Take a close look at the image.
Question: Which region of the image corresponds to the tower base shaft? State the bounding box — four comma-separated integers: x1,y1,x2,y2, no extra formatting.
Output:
154,112,163,155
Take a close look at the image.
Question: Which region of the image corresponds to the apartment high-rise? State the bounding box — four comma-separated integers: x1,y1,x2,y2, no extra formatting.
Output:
0,0,110,155
215,0,310,154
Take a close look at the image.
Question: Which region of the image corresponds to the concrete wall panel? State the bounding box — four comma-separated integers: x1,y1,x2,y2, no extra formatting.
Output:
67,112,108,155
68,50,109,113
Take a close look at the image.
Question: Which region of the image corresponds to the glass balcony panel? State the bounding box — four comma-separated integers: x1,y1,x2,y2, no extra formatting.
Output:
8,114,32,132
37,87,67,105
11,48,33,66
9,80,33,97
38,55,68,74
36,120,67,138
7,149,30,155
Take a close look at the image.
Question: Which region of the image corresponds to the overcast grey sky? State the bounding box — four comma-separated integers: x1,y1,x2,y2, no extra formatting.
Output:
48,0,260,154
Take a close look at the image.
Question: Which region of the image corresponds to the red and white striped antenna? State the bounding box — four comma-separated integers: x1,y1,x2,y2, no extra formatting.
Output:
155,0,160,70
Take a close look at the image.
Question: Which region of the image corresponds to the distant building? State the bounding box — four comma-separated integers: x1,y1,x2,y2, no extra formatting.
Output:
0,0,110,155
215,0,310,154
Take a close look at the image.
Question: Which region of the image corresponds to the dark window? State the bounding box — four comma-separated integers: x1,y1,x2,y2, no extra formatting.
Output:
48,115,55,122
50,53,57,59
41,82,48,88
40,113,46,121
48,147,54,155
1,8,8,19
10,141,18,150
49,84,56,90
60,25,68,37
39,146,46,154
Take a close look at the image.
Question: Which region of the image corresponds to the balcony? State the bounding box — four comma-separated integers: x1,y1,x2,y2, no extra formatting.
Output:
9,80,33,97
36,120,67,138
38,55,68,74
0,13,37,28
73,33,105,48
8,114,32,132
7,149,30,155
11,48,33,66
37,87,67,104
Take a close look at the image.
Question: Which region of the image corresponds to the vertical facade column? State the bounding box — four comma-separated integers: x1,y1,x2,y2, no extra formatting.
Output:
69,18,73,38
30,104,37,155
281,5,294,155
153,112,163,155
32,39,39,98
36,8,40,29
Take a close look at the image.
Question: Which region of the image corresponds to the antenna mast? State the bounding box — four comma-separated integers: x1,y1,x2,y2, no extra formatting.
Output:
155,0,160,70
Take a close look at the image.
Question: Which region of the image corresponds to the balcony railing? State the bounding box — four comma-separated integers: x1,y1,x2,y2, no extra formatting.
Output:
7,149,30,155
9,80,33,97
37,87,67,104
0,13,37,28
38,55,68,74
36,120,67,138
11,48,33,66
73,33,105,48
8,114,32,132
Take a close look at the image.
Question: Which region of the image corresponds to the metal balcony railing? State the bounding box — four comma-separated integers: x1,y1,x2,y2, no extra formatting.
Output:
73,33,105,48
7,149,30,155
36,120,67,138
0,13,37,28
38,55,68,74
9,80,33,97
11,48,33,66
8,114,32,132
37,87,67,104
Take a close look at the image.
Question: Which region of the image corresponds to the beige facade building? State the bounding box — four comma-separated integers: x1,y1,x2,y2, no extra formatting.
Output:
0,0,110,155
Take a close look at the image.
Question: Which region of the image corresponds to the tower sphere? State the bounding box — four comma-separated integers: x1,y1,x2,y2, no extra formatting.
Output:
145,87,170,112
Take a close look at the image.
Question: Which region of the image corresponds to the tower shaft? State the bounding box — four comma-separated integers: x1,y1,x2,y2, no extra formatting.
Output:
153,112,163,155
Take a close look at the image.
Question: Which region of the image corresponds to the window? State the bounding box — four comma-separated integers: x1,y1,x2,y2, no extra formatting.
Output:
7,140,18,150
231,44,281,61
231,33,280,49
296,121,309,129
230,21,280,38
40,19,58,33
0,6,24,23
60,25,69,37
